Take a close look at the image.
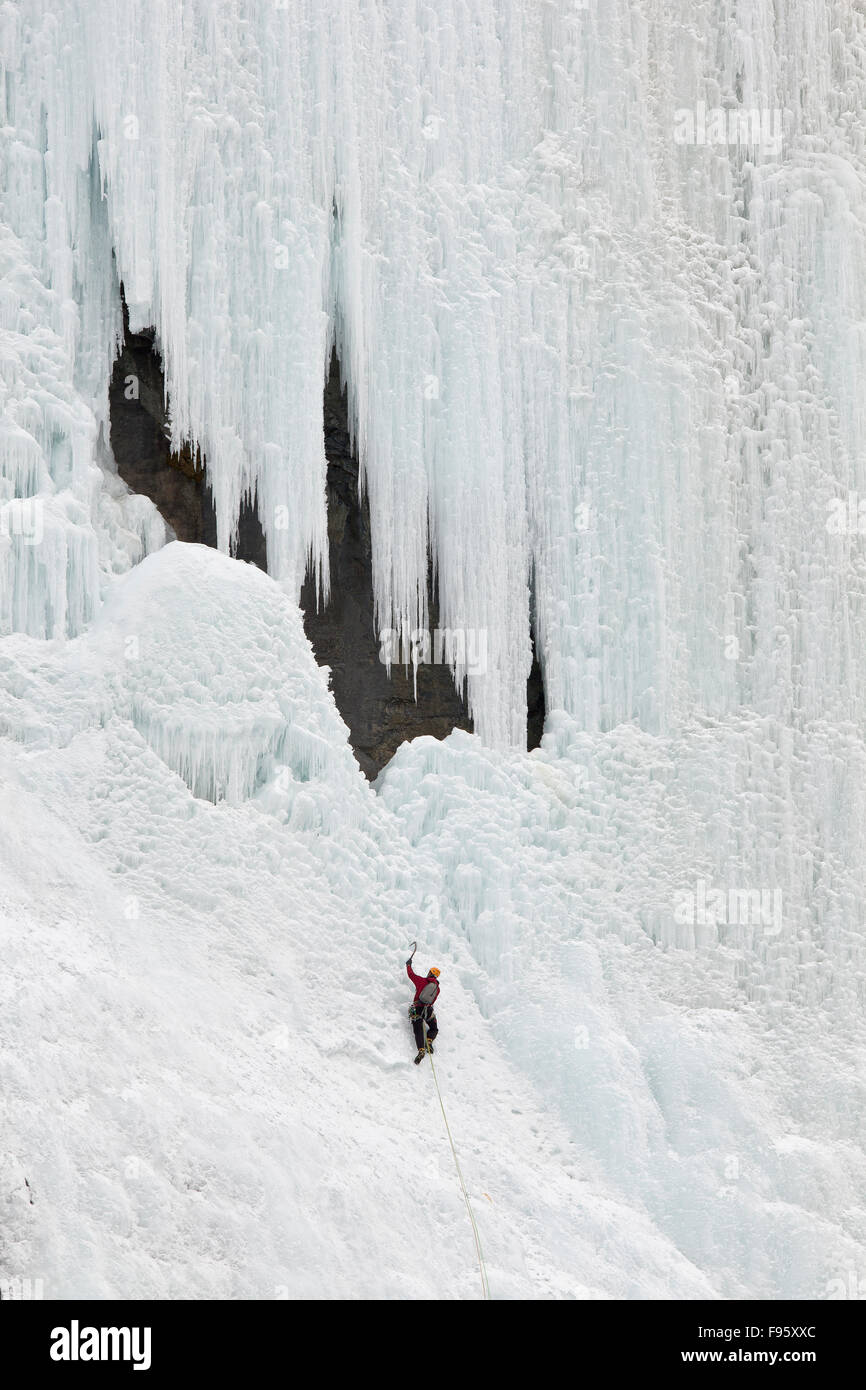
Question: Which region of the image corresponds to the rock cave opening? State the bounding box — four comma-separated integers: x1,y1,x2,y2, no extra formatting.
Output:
108,313,476,778
299,353,473,778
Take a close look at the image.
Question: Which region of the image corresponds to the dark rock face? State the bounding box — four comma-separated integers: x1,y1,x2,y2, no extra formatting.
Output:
527,631,546,752
109,318,542,777
299,356,473,778
109,298,266,566
110,316,207,545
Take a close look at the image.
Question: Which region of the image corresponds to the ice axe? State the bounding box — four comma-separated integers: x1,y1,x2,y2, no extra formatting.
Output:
406,940,417,963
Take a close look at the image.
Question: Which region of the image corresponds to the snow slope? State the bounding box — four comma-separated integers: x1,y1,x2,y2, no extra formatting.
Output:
1,544,864,1299
0,544,713,1300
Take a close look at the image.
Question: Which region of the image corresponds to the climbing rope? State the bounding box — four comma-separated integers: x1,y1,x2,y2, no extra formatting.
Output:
428,1054,491,1300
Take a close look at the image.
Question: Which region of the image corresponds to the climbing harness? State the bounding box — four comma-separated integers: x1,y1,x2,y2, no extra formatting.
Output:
408,1002,433,1023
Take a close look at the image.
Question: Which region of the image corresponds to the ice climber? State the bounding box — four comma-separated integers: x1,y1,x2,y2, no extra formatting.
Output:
406,952,440,1065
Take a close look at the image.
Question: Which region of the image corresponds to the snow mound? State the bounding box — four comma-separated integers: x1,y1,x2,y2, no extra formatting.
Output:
90,543,359,803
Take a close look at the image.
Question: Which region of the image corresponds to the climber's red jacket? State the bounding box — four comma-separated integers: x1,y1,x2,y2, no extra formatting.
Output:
407,962,440,1005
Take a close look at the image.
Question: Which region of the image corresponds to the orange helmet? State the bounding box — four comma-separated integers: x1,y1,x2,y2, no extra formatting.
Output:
428,967,441,978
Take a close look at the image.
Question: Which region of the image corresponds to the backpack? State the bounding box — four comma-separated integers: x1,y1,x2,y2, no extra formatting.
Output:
417,978,439,1007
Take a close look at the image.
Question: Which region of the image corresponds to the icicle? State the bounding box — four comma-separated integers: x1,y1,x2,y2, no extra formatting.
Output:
3,0,866,746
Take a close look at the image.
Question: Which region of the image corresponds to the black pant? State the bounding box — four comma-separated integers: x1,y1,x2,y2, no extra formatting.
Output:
410,1003,438,1050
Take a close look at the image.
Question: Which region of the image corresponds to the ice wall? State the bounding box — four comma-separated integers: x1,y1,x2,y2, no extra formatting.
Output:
2,2,866,747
